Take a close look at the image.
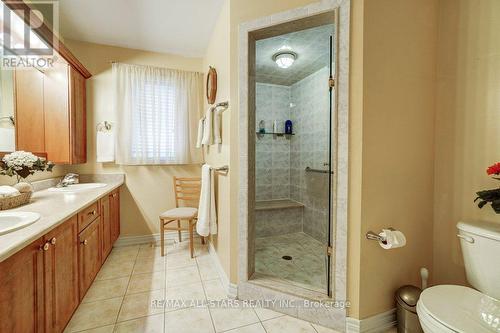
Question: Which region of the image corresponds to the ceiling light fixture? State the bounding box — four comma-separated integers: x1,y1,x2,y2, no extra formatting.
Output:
272,51,297,69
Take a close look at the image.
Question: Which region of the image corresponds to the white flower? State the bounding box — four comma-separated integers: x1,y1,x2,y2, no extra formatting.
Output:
2,151,39,170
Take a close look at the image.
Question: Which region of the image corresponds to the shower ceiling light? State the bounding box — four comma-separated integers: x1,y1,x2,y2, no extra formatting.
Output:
272,51,297,69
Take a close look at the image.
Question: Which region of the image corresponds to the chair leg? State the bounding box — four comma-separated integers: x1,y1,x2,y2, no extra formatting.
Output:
177,220,182,242
188,220,194,258
160,220,165,257
201,236,205,245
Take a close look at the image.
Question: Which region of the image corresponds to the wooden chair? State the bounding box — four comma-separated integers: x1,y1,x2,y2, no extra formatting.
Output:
160,176,205,258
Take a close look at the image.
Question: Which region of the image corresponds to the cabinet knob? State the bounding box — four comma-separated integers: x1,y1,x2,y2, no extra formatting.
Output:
81,239,88,245
50,237,57,245
112,193,117,198
41,243,50,251
88,210,96,216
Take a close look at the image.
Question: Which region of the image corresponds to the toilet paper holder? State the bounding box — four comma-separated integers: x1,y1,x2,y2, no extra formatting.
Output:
366,227,396,243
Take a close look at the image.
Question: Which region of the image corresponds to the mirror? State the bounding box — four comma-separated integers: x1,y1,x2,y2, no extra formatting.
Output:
206,66,217,104
0,67,15,152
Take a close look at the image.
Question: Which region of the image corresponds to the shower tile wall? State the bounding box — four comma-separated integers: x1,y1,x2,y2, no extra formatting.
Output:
255,83,292,201
290,67,330,243
255,68,330,242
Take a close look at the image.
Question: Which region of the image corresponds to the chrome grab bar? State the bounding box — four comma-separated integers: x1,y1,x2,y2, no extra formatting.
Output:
305,167,334,174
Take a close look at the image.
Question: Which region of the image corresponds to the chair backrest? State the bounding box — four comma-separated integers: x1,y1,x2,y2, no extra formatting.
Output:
173,176,201,208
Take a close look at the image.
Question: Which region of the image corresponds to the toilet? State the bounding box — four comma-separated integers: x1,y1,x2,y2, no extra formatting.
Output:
417,221,500,332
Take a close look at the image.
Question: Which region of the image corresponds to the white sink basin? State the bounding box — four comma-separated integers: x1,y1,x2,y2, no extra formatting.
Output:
0,212,41,235
48,183,107,193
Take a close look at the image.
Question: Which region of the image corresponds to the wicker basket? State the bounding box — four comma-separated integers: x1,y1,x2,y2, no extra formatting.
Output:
0,192,32,210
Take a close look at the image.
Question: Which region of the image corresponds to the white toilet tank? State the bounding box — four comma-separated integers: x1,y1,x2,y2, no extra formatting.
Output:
457,221,500,300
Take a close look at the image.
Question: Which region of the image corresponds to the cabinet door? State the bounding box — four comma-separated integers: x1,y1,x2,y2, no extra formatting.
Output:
44,62,70,163
100,195,112,262
110,190,120,244
78,218,102,300
0,238,45,333
14,68,45,153
44,216,79,333
69,67,87,163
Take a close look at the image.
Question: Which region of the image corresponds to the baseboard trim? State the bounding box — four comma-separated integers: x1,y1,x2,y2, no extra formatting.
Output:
208,241,238,299
114,231,197,247
346,308,397,333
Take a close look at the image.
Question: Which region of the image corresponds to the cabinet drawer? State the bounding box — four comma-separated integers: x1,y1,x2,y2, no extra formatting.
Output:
78,202,99,233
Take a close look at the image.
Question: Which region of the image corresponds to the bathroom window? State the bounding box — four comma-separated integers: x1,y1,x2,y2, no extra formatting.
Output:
130,80,177,162
113,63,203,165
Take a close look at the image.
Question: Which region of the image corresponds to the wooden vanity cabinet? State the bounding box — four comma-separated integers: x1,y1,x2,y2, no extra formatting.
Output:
100,195,112,262
43,216,79,333
0,237,45,333
43,63,87,164
0,189,121,332
110,189,120,244
14,68,45,154
78,217,102,300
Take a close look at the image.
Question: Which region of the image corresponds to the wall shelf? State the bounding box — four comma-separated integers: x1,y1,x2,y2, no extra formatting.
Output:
256,132,294,137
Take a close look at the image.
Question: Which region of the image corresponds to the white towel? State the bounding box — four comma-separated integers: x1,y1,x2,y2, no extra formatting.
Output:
96,131,115,162
196,164,217,237
201,108,213,145
0,185,20,198
213,109,222,144
196,117,205,148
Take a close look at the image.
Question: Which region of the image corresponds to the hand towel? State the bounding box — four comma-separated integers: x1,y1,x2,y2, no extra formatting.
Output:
201,107,213,145
196,164,217,237
96,130,115,162
0,185,20,198
213,109,222,144
196,117,205,148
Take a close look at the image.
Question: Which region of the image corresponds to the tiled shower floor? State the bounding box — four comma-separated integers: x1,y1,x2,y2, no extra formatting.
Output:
255,232,328,293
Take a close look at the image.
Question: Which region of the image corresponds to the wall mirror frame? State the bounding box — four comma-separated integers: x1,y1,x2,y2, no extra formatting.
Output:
206,66,217,104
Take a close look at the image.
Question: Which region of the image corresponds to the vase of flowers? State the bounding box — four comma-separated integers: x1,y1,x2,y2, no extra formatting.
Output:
475,162,500,214
0,151,55,183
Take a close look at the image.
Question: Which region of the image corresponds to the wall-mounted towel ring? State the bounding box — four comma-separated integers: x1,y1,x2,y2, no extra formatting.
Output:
97,121,112,132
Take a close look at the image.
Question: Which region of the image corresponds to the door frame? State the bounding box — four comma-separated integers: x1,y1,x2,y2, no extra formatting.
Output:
238,0,350,329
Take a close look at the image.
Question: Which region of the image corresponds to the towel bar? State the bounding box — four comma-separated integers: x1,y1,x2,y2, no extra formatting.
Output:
0,116,15,126
211,165,229,174
214,101,229,110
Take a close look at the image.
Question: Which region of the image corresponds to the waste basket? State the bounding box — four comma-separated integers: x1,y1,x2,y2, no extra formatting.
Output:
395,285,424,333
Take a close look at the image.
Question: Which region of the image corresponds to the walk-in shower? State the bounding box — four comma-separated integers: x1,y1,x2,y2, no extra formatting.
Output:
253,22,335,294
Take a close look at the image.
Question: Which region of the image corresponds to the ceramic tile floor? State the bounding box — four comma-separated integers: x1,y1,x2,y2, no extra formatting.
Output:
255,232,328,292
64,239,342,333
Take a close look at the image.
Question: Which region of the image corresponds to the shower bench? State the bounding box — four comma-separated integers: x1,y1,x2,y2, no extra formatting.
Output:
255,199,304,237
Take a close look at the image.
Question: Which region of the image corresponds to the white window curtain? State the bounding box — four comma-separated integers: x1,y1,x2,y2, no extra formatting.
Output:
113,63,204,165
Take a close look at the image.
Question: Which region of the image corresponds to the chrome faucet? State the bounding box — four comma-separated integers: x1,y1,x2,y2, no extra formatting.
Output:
57,173,80,187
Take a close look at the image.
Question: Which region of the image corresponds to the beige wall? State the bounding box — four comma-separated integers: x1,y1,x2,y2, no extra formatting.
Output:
202,0,233,281
433,0,500,286
63,40,203,237
349,0,438,319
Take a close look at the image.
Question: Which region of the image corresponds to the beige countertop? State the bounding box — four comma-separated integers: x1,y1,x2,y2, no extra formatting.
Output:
0,174,124,262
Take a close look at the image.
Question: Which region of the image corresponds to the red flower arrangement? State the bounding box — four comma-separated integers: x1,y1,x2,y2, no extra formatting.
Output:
475,162,500,213
487,162,500,177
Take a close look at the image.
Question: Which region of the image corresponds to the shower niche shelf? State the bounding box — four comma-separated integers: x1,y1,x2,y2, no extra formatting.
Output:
256,132,294,137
